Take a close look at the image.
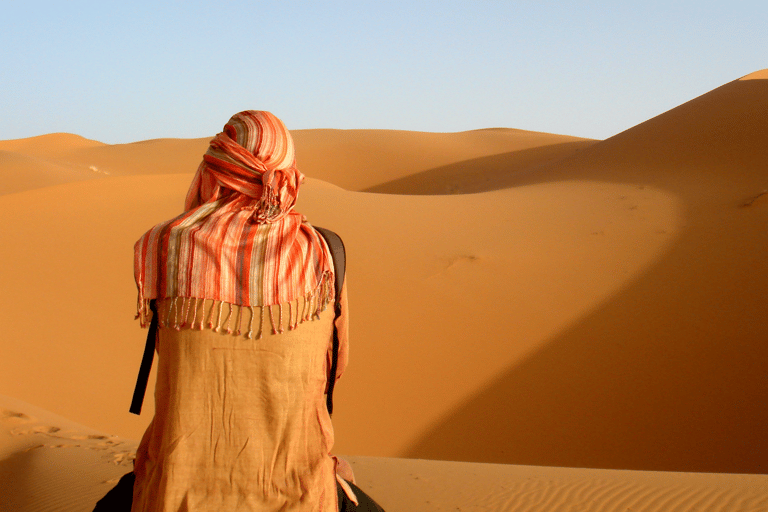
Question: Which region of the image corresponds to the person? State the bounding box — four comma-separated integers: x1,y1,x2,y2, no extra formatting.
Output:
128,111,384,511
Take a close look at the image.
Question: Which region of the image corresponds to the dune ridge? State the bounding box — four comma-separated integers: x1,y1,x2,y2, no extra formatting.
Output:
363,139,597,194
291,128,596,191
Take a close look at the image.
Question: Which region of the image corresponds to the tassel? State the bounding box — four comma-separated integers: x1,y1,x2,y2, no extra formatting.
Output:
206,299,216,329
179,297,188,328
174,298,183,330
234,304,242,336
199,299,208,330
135,296,145,324
164,297,175,328
213,301,224,333
137,298,149,327
222,303,233,334
190,298,199,329
269,305,278,335
246,306,255,339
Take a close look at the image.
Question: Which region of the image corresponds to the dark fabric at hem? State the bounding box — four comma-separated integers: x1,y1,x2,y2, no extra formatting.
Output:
337,479,386,512
92,471,134,512
93,471,385,511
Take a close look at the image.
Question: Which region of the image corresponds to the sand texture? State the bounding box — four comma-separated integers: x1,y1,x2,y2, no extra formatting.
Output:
1,71,767,510
2,397,766,512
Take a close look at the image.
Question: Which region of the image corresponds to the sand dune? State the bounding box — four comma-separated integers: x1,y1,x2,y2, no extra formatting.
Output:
0,133,105,155
0,395,136,512
0,133,207,202
404,73,768,473
1,70,767,510
0,172,684,465
2,396,766,512
0,128,591,197
0,150,102,195
363,139,596,194
291,128,595,191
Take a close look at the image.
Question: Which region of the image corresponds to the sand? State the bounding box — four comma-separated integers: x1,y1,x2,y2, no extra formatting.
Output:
2,396,766,512
1,70,767,510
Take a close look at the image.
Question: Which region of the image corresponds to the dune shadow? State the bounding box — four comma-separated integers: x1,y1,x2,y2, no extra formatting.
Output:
362,141,597,195
0,449,38,511
404,232,768,473
405,78,768,474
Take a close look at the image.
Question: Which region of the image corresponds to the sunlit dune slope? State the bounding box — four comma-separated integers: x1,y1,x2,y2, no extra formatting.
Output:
0,175,684,471
58,137,211,176
0,171,676,468
291,128,595,191
0,134,208,195
0,134,108,194
363,139,596,194
0,150,103,195
0,133,104,154
528,70,768,184
404,72,768,473
0,128,591,196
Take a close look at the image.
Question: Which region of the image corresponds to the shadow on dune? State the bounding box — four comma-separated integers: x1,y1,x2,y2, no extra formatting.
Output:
404,232,768,473
405,77,768,474
0,450,36,511
363,141,597,195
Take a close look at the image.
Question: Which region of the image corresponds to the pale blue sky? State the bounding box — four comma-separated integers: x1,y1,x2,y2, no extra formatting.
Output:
2,1,766,144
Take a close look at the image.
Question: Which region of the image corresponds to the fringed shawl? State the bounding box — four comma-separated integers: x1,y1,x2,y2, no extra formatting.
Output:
134,111,334,336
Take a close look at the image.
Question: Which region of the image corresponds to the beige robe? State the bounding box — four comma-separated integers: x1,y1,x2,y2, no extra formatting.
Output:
131,283,351,511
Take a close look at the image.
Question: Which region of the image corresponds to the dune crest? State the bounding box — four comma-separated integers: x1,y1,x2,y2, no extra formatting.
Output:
291,127,595,191
739,68,768,80
0,132,104,154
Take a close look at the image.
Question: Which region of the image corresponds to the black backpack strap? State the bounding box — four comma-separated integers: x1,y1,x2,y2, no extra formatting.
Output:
314,227,346,416
130,299,159,415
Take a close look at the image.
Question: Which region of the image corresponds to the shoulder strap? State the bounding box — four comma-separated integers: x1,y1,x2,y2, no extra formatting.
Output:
129,299,158,415
314,227,345,306
314,226,346,416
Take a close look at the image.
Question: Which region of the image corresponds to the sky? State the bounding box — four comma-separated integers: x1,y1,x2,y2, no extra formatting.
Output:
1,1,766,144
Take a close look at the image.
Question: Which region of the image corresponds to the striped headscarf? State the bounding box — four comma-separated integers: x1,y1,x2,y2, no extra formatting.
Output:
134,111,334,336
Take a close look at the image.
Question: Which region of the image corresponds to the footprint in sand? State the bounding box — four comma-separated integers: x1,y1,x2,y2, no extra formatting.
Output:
2,411,137,464
1,409,37,424
111,450,136,466
10,425,62,437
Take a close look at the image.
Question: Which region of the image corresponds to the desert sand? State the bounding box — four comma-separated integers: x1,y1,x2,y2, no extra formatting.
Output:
1,70,767,511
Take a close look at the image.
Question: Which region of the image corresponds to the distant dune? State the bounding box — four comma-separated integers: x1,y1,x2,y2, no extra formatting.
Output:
1,71,766,511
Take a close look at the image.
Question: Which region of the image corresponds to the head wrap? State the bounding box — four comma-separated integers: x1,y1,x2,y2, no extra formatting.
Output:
134,111,334,337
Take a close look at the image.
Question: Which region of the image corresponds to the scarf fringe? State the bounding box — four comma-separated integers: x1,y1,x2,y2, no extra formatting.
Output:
135,272,334,338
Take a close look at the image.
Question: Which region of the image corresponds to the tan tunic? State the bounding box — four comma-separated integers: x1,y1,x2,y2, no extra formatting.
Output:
131,284,350,511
